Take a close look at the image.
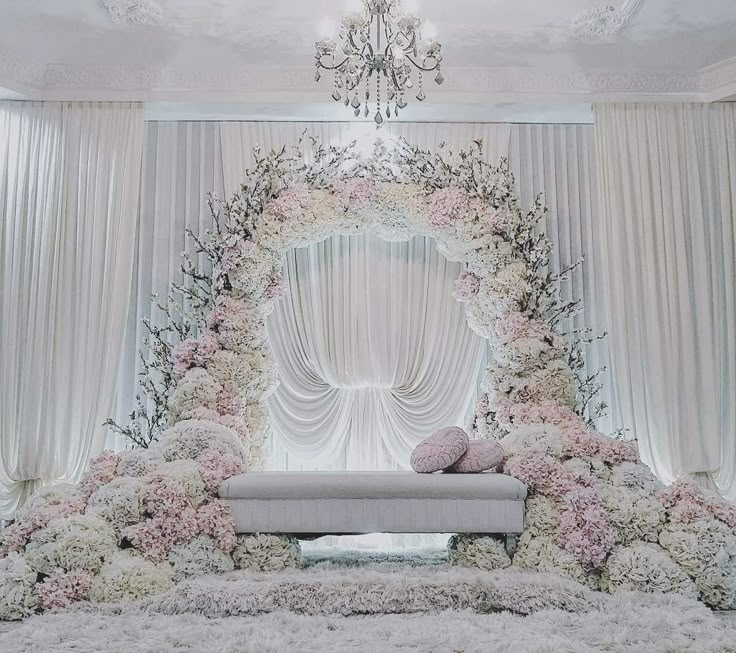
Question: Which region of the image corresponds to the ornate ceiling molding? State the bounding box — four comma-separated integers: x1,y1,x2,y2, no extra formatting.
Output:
100,0,163,26
571,0,645,37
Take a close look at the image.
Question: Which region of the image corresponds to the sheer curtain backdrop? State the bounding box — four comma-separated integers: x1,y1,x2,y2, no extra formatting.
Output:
594,103,736,500
268,232,486,472
0,101,144,518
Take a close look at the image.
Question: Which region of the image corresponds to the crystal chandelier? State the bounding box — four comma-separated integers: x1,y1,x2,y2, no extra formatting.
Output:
314,0,443,125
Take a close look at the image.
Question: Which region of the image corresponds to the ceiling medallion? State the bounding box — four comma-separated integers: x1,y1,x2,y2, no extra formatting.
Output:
101,0,163,25
314,0,443,125
571,0,644,37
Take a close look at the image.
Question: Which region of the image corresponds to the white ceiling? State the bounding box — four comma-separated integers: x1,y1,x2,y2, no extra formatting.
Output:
1,0,734,122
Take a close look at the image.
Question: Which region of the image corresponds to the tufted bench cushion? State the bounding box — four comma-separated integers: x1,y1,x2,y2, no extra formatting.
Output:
219,471,526,535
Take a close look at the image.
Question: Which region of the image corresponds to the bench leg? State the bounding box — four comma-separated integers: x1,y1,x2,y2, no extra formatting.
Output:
505,534,518,558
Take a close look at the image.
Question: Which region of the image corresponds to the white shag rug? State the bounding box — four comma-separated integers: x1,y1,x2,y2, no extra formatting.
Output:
2,550,734,652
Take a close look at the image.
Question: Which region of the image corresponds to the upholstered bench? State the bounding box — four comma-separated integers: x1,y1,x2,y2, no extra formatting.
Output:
219,471,526,552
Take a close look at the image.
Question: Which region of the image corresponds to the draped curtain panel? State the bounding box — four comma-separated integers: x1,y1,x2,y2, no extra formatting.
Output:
594,103,736,499
509,124,613,434
268,232,486,471
0,101,144,518
112,121,224,435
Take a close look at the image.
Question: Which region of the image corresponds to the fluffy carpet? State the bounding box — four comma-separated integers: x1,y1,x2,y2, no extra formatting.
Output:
1,550,734,652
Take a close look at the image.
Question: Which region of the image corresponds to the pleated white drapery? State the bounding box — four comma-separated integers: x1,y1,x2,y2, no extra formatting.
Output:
112,121,225,435
594,103,736,499
268,232,486,471
509,124,613,434
0,101,145,518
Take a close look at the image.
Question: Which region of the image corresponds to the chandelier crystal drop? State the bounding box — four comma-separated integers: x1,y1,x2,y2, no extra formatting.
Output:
314,0,444,125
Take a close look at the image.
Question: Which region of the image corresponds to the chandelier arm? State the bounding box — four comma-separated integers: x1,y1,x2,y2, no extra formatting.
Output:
404,55,440,72
316,55,351,71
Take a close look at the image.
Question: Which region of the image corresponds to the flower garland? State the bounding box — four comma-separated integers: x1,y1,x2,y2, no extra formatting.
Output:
1,138,734,620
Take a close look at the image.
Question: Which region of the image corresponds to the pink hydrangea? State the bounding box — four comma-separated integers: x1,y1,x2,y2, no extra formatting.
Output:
207,296,254,332
265,274,287,301
197,450,243,493
657,479,705,509
172,332,220,378
428,186,472,228
216,388,244,416
38,570,94,611
222,238,257,273
123,508,199,561
494,313,555,344
80,451,121,499
706,497,736,529
503,450,577,499
0,498,85,555
494,399,588,435
140,471,191,517
264,183,312,222
557,487,615,568
563,430,639,464
331,179,376,212
453,272,480,301
486,206,516,234
196,501,237,553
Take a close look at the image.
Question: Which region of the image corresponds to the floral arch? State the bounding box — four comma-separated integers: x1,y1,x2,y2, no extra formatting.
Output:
1,139,735,619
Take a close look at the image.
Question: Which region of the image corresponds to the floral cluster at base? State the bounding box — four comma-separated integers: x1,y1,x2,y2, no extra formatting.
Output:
500,423,736,609
232,534,303,572
447,534,511,571
0,419,248,620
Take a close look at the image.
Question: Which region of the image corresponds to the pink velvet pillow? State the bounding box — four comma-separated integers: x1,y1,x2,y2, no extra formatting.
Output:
410,427,469,473
447,439,505,473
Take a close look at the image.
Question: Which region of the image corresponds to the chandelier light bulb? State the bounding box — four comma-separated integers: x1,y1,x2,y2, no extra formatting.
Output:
314,0,444,126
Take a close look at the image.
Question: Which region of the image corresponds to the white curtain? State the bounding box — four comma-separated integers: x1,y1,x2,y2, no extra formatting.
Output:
112,122,224,438
0,101,144,518
594,103,736,499
268,232,486,472
509,123,613,433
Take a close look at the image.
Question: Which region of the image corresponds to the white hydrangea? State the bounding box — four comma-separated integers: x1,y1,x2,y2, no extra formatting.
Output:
168,368,221,420
232,534,302,572
512,532,600,590
24,514,117,575
694,563,736,610
659,519,735,577
487,360,576,408
87,476,143,535
157,461,208,507
158,419,245,464
89,551,173,604
447,534,511,571
227,243,281,301
610,461,663,493
500,424,566,458
0,553,38,620
492,336,563,376
601,543,697,598
14,483,83,522
214,309,268,354
116,447,164,478
601,485,666,545
590,459,612,481
465,262,528,337
206,349,253,393
523,496,562,537
167,536,235,582
242,401,271,440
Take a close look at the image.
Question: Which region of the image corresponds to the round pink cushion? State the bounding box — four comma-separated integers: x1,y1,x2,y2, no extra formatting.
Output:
447,439,505,473
410,427,469,473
